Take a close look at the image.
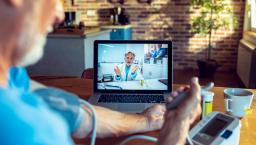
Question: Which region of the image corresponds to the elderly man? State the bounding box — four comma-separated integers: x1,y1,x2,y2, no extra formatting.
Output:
114,51,143,81
0,0,201,145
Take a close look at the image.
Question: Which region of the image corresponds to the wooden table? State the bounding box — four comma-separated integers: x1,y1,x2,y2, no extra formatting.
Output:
36,78,256,145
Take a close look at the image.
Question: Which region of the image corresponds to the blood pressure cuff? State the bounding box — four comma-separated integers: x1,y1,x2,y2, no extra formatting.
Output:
33,87,82,133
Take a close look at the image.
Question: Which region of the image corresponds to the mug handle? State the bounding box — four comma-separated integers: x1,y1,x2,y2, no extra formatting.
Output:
224,99,232,112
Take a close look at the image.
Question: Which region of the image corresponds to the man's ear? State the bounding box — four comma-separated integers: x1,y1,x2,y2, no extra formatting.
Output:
4,0,23,8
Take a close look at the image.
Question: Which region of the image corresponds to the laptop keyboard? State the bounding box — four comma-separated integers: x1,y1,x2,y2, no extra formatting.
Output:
98,94,165,103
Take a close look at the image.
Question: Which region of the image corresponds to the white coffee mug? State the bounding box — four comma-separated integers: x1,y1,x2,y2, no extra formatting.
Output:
224,88,254,118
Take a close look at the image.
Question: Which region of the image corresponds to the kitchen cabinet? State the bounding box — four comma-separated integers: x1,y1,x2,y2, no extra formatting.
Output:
27,29,110,77
102,25,132,40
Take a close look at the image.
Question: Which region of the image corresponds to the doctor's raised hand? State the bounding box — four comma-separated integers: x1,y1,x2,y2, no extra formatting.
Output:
114,66,121,76
131,65,139,74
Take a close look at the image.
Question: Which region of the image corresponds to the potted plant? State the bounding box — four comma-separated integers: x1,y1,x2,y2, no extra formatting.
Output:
190,0,238,78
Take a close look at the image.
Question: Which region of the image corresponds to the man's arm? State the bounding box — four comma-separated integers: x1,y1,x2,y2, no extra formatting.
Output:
131,65,144,81
73,104,165,138
114,66,122,81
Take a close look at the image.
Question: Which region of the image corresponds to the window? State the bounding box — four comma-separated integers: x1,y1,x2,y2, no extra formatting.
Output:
250,0,256,31
243,0,256,45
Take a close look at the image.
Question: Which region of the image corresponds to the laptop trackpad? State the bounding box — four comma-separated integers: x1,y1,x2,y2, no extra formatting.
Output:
117,104,146,113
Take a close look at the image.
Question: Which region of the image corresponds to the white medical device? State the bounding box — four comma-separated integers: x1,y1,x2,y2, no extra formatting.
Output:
189,112,241,145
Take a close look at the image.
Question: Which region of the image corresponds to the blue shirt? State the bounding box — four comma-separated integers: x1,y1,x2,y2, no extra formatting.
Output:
152,48,167,58
0,67,74,145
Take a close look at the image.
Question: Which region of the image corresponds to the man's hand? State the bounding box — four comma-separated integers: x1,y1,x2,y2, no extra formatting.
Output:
175,77,201,124
131,65,139,74
157,77,202,145
114,66,121,76
142,104,166,131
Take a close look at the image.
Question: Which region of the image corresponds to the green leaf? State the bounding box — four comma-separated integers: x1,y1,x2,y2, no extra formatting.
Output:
190,0,238,59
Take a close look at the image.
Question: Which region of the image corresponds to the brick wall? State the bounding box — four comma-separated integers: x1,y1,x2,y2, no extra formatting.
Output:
63,0,245,72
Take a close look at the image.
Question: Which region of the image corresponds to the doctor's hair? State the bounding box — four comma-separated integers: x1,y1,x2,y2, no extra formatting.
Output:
125,51,135,58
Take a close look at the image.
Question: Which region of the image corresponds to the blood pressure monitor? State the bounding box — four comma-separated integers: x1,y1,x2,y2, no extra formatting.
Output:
189,112,241,145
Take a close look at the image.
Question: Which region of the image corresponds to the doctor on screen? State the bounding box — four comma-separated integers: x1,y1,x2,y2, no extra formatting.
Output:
114,51,143,81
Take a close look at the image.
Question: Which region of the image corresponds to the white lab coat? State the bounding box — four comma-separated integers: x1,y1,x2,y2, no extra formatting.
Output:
114,63,143,81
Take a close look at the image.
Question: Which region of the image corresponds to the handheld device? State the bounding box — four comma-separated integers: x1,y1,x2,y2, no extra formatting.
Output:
166,82,214,110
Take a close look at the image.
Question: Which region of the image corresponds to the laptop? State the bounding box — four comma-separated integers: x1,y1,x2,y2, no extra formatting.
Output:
88,40,172,113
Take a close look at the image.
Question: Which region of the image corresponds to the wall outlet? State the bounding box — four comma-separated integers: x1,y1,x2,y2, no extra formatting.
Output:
87,10,96,16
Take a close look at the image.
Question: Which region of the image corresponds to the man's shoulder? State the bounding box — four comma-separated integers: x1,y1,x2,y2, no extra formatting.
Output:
0,88,73,145
0,88,23,104
131,64,138,67
0,88,40,113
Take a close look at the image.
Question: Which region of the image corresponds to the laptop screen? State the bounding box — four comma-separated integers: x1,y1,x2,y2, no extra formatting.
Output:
95,41,172,91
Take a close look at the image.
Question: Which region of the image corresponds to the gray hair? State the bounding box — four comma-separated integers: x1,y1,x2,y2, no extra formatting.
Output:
125,51,135,57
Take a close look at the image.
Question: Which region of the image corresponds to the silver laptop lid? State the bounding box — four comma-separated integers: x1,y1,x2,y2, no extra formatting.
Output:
94,40,172,94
